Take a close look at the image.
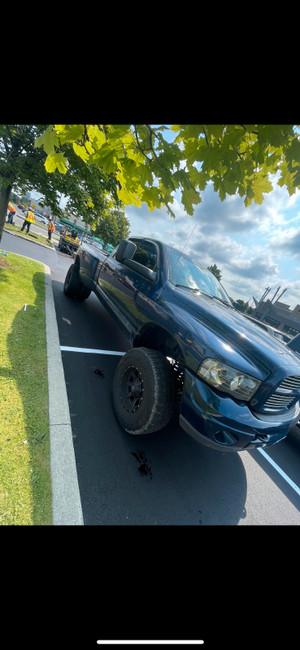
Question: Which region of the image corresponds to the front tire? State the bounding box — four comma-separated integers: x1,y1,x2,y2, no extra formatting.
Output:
112,347,176,435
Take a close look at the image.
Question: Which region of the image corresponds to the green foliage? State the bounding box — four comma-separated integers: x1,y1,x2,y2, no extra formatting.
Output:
0,125,121,242
34,124,300,220
93,209,130,247
234,299,254,314
2,124,300,243
207,263,222,281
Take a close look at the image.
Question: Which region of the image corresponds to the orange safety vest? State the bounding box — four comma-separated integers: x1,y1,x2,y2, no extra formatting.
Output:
26,210,35,223
49,222,55,231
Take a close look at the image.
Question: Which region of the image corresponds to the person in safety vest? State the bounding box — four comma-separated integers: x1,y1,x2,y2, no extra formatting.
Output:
20,208,35,234
7,203,16,224
48,217,55,241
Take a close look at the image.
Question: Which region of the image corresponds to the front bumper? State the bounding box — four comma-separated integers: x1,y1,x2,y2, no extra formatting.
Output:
180,369,300,452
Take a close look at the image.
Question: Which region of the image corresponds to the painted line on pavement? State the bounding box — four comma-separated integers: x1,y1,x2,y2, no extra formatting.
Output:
60,346,125,355
97,643,204,646
258,447,300,497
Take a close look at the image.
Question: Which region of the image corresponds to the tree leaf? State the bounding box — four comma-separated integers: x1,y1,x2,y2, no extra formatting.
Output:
44,154,57,173
73,143,89,162
181,185,201,214
141,187,161,211
34,126,58,155
251,172,273,204
117,185,142,207
45,152,68,174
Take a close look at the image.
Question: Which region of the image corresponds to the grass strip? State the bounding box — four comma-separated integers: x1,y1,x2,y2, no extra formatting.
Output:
4,223,53,248
0,251,52,525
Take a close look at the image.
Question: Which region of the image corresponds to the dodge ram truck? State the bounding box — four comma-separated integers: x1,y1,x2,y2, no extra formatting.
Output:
63,236,300,451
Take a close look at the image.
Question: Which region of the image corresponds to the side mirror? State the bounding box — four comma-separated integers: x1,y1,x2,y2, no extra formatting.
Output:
123,258,157,282
115,239,137,263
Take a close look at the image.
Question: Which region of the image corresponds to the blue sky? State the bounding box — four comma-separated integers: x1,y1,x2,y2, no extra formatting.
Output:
125,174,300,309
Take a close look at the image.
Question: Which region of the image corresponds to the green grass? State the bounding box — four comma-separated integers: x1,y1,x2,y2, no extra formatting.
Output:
4,222,54,248
0,252,52,525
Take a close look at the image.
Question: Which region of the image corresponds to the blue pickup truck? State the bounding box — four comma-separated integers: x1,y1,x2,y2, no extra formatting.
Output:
63,236,300,451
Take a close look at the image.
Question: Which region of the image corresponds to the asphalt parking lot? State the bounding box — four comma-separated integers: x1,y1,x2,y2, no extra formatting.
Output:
2,226,300,525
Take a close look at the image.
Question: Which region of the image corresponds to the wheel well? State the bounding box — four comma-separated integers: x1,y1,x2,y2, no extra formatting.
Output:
133,325,184,366
133,326,185,403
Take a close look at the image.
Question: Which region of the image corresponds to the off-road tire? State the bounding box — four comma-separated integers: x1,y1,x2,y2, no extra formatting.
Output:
63,263,90,300
112,347,176,435
77,284,91,301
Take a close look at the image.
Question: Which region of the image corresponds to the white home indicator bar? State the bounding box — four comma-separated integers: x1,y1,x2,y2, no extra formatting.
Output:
97,642,204,646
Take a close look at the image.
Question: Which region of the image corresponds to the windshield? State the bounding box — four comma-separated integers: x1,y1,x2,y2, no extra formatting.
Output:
167,247,232,306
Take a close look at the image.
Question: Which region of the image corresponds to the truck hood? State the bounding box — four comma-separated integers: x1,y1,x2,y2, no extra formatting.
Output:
168,286,300,375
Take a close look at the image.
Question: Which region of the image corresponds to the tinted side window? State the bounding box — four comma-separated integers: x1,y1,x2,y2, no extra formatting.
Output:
130,240,157,270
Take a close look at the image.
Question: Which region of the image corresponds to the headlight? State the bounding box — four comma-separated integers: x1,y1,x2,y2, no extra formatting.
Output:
197,358,261,401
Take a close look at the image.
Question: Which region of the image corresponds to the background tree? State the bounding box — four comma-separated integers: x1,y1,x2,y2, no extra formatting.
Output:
234,299,254,314
93,209,130,247
0,125,121,243
207,263,222,281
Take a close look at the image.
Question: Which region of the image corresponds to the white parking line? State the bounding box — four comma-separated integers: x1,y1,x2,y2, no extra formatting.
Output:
60,346,125,355
258,448,300,497
97,643,204,646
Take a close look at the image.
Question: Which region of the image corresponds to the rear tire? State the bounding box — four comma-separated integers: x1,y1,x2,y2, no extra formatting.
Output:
64,263,81,297
77,284,91,301
63,263,90,300
112,347,176,435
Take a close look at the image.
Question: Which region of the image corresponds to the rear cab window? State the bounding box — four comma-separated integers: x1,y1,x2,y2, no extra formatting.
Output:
130,239,159,271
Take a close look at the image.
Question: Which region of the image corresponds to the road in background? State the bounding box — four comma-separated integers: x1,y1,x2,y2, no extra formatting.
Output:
2,230,300,525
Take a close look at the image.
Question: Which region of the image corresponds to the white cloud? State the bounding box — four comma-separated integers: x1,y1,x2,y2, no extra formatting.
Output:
124,174,300,308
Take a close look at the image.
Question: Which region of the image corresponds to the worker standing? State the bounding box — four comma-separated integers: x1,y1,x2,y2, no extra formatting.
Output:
7,203,16,224
20,208,35,234
48,217,55,241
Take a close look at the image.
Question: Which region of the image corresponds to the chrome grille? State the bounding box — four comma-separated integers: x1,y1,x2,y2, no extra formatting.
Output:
280,376,300,390
264,375,300,411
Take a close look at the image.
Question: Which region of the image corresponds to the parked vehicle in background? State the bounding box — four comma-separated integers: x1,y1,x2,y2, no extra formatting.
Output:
287,333,300,357
62,236,300,452
34,213,48,225
90,241,103,251
243,315,291,343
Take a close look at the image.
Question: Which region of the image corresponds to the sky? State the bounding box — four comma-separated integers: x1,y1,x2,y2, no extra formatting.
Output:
124,174,300,310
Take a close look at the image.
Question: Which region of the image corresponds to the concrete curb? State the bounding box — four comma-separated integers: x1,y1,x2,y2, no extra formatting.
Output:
3,227,56,250
44,265,84,525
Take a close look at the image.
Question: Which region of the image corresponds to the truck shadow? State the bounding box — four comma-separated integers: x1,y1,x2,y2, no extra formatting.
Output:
123,407,248,525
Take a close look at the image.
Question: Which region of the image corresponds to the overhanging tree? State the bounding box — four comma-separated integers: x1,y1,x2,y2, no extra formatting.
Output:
0,125,121,243
2,124,300,245
34,124,300,218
